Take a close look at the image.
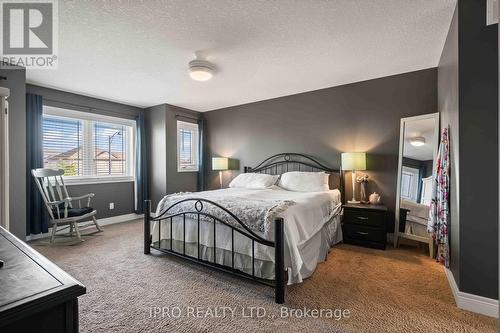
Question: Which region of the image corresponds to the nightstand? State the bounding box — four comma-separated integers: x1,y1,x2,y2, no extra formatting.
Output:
342,203,388,250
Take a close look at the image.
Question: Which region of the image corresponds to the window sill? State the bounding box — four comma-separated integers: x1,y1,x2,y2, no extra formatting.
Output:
63,176,135,186
177,169,199,173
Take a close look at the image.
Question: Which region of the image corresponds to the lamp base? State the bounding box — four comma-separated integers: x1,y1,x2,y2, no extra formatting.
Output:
349,170,360,205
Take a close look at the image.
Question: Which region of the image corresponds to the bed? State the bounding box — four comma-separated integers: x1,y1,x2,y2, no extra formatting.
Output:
400,199,430,238
143,153,344,304
399,199,434,257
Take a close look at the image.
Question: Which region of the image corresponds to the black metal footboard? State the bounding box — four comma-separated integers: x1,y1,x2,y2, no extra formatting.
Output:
143,199,287,304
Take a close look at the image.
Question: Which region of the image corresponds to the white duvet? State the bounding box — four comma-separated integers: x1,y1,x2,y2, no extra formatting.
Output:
154,186,342,283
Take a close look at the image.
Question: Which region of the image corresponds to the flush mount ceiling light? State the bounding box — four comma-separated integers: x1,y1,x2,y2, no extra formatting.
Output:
189,59,215,81
410,136,426,147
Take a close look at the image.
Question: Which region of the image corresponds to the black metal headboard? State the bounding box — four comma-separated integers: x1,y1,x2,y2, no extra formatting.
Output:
243,153,343,200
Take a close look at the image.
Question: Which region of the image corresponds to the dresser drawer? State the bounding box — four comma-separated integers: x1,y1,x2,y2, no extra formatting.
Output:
343,224,385,243
343,209,385,228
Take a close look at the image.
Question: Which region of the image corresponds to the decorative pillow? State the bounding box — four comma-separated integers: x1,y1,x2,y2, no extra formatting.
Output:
278,171,330,192
229,173,279,189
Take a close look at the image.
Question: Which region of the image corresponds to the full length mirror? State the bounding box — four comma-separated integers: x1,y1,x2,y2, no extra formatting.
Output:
394,113,439,256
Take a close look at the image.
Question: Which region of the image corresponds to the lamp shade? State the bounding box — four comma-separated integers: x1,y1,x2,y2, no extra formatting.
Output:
212,157,228,170
341,152,366,171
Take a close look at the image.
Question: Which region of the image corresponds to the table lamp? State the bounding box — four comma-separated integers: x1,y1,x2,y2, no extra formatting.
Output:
341,152,366,204
212,157,229,189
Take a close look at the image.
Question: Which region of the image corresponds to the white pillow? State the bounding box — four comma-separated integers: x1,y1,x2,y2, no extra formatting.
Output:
229,173,279,189
278,171,330,192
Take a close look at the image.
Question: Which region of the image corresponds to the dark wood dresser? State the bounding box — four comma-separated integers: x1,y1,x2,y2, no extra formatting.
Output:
0,226,85,333
342,203,388,250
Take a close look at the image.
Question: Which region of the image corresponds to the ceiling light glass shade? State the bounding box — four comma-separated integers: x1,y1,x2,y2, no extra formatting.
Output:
410,136,426,147
189,68,213,81
341,152,366,171
189,60,214,81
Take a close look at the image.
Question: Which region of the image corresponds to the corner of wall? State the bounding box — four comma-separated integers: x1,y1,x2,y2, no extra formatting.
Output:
445,267,499,318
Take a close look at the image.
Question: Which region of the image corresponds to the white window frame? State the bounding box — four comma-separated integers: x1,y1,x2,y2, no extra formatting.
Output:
400,166,420,202
177,120,199,172
43,105,136,185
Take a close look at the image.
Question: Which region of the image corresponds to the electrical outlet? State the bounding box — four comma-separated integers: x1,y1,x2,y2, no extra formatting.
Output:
109,202,114,210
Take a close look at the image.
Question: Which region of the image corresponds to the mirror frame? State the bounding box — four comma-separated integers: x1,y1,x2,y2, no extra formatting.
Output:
394,112,440,247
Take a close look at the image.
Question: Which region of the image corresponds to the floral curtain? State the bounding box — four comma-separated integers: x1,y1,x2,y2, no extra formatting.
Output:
427,126,450,266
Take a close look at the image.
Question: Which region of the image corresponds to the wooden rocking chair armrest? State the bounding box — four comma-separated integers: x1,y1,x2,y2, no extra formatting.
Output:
47,198,71,206
70,193,95,208
70,193,95,201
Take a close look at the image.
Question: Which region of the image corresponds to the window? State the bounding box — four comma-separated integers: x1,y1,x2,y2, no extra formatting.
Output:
43,115,83,176
400,166,420,202
94,122,128,176
42,106,135,183
177,120,199,172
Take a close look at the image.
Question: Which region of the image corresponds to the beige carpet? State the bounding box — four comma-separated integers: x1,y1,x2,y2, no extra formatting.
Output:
32,220,497,333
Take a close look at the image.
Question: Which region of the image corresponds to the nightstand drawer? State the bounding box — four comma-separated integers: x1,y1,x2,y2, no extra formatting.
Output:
343,224,385,243
343,209,385,228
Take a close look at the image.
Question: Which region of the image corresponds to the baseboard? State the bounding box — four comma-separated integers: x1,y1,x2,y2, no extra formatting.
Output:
26,213,143,242
98,213,143,226
444,267,499,318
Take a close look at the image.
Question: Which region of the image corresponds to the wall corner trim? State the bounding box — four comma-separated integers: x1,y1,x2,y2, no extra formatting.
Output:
25,213,143,242
444,267,499,318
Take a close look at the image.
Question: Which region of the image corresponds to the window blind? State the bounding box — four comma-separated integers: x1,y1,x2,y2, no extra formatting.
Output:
177,120,199,172
42,115,83,176
179,129,193,165
42,109,133,179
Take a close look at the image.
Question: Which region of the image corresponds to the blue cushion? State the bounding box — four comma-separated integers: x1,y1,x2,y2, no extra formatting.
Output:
52,204,93,218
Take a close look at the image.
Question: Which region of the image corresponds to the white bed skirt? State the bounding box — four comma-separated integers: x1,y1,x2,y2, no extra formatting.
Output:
151,214,342,284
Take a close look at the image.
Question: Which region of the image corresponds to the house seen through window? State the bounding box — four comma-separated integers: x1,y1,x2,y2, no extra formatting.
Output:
42,106,135,182
177,120,199,172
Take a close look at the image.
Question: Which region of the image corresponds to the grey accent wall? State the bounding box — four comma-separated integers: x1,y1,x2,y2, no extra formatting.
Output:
402,157,433,178
0,66,26,239
26,85,140,120
438,4,460,290
204,68,438,226
165,106,200,194
66,182,135,219
438,0,499,300
145,104,200,207
145,104,167,207
24,85,143,235
457,0,498,299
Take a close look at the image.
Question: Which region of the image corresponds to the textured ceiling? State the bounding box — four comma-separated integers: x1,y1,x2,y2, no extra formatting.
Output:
26,0,457,111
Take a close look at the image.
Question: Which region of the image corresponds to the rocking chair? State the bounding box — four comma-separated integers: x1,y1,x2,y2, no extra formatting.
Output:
32,168,102,242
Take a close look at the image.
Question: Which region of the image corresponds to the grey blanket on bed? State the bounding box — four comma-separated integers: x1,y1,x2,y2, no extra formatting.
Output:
156,192,295,233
